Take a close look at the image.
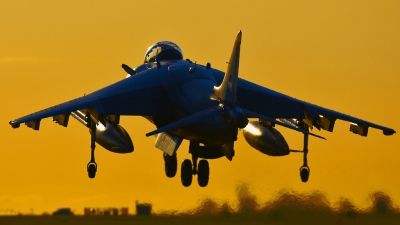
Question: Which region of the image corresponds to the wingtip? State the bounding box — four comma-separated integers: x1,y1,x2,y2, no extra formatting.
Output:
9,120,20,129
383,129,396,136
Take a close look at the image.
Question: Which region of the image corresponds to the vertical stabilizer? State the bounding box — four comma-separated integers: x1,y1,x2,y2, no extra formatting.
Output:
214,31,242,106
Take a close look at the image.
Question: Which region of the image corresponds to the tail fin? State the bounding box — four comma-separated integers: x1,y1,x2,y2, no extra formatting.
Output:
214,31,242,106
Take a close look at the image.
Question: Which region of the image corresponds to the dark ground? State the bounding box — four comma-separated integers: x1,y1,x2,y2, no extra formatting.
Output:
1,213,400,225
2,184,399,224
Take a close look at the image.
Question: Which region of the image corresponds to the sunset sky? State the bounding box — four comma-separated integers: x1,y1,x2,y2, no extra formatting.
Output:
1,1,399,215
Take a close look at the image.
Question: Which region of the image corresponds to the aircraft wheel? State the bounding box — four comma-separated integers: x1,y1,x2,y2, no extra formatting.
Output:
181,159,193,187
300,166,310,183
87,162,97,179
164,153,177,178
197,159,209,187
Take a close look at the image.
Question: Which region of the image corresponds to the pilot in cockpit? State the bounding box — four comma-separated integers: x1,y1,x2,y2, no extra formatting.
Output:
144,41,183,63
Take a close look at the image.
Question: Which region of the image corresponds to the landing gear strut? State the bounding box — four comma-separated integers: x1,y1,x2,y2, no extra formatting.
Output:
87,115,98,179
300,133,310,182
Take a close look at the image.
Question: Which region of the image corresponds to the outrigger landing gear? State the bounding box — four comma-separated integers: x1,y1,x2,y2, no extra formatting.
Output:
180,142,210,187
300,133,310,182
87,115,98,179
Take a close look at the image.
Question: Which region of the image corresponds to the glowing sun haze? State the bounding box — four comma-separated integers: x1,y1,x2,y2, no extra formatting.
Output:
1,0,399,214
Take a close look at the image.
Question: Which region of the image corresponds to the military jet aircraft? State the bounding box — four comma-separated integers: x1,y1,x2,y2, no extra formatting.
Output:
9,31,396,187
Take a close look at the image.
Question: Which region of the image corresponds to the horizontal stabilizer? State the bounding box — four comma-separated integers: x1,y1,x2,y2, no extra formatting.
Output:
146,106,226,137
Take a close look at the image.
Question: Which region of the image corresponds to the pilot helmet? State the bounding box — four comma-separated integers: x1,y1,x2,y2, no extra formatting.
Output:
144,41,183,63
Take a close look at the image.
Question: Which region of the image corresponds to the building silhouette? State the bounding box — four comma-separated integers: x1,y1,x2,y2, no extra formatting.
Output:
84,207,128,216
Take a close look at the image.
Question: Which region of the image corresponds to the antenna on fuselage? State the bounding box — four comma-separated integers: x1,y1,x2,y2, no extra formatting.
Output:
122,64,136,77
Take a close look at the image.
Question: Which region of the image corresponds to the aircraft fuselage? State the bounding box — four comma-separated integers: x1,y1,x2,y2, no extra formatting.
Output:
135,60,237,145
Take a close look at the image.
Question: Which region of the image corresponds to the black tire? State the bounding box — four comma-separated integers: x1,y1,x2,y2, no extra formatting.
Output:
181,159,193,187
164,153,177,178
87,163,97,179
197,160,209,187
300,166,310,183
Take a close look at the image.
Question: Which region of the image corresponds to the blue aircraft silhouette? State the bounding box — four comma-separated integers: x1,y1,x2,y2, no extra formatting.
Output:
9,31,395,187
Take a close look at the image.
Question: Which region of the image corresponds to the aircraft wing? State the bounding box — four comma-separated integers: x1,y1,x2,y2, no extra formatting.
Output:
9,71,172,130
225,75,395,136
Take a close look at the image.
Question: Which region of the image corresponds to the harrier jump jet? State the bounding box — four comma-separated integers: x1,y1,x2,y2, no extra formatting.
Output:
9,31,395,187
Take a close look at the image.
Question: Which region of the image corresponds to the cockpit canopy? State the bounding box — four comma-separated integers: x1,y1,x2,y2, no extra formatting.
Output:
144,41,183,63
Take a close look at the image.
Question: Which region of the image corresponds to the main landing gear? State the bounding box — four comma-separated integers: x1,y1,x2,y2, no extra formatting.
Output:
182,142,210,187
163,141,210,187
299,133,310,183
87,115,98,179
181,155,210,187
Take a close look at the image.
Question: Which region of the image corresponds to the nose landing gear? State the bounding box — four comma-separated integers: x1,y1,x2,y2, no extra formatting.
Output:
164,153,178,178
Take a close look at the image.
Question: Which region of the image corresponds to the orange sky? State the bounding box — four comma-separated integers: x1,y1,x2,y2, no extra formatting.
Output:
1,1,399,215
